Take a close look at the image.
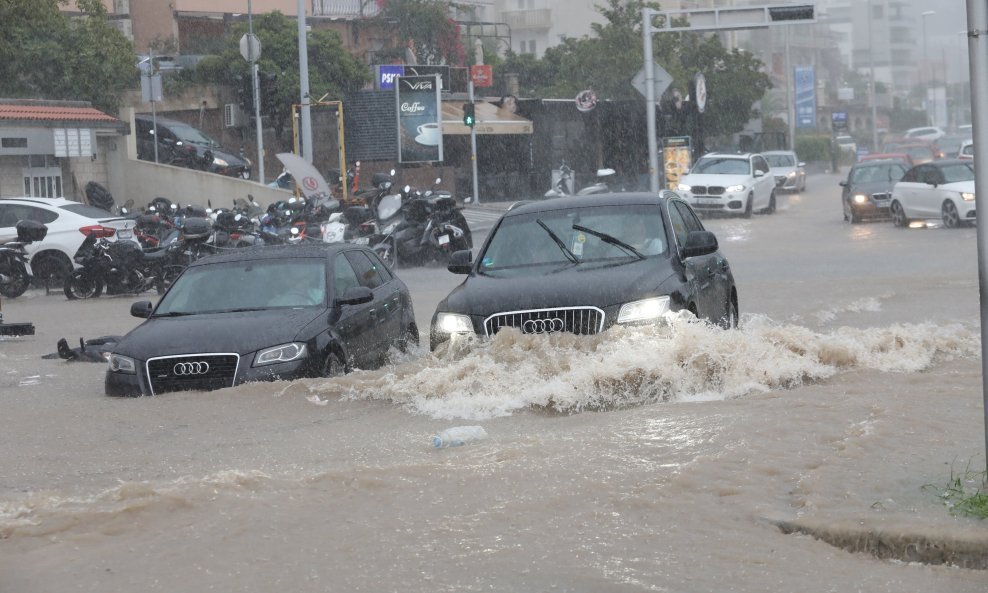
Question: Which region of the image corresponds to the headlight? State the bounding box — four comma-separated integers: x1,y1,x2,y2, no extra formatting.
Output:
108,353,136,374
786,171,796,178
434,312,473,334
726,184,745,193
853,194,868,204
254,342,307,366
213,156,229,167
962,192,976,202
677,183,692,192
617,296,671,323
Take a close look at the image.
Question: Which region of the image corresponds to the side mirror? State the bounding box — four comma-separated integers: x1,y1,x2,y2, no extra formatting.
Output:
434,177,442,185
754,170,765,178
336,285,373,306
130,300,153,318
682,230,718,259
839,181,847,187
798,162,806,167
389,168,396,176
447,249,473,274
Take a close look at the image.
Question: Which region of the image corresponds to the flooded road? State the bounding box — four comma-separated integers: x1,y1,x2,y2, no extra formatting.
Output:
1,172,986,592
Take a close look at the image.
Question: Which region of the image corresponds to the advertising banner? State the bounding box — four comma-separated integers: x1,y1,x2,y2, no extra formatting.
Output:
794,66,816,129
663,136,692,190
396,75,443,164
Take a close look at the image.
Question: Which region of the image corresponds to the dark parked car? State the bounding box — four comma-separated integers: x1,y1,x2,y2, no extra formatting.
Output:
429,192,737,350
135,114,252,179
106,243,416,396
839,159,909,223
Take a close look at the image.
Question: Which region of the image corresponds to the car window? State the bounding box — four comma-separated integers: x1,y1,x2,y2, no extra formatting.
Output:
666,202,690,249
0,204,58,226
940,163,975,183
752,156,769,174
344,250,386,289
60,203,116,219
364,250,394,281
333,253,361,297
764,154,795,167
479,204,668,275
155,258,327,314
961,143,974,157
692,157,750,175
672,201,704,233
168,122,218,147
850,164,906,183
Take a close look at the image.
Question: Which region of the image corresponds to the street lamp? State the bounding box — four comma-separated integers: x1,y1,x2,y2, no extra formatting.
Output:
921,10,936,124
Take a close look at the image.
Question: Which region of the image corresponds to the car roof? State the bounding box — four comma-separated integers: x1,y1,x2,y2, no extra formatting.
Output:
697,152,754,160
135,113,193,127
923,158,970,167
761,150,796,155
0,196,77,207
853,158,908,166
503,192,676,217
187,243,365,268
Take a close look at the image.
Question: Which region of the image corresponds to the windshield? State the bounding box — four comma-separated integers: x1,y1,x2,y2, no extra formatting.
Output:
764,154,795,167
170,123,219,147
691,157,750,175
941,162,975,183
155,258,327,315
479,205,666,277
849,164,907,184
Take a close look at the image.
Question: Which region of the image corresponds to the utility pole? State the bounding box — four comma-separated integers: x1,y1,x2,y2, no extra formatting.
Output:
297,0,313,163
248,0,265,183
868,0,878,152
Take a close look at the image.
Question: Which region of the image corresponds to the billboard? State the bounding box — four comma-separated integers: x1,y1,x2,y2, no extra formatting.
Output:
376,65,450,90
396,75,443,163
794,66,816,129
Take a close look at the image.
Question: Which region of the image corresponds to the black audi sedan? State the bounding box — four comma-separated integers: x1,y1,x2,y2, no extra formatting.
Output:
429,192,737,350
839,159,909,223
106,244,416,396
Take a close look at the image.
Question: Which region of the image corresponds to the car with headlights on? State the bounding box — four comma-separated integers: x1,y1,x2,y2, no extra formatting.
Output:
763,150,806,192
106,243,416,396
677,152,776,217
839,159,909,223
889,159,976,229
429,192,737,351
135,114,251,179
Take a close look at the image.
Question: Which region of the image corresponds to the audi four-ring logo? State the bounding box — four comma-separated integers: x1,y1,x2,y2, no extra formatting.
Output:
173,361,210,376
522,318,565,334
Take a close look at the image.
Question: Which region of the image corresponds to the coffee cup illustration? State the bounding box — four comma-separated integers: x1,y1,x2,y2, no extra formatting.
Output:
415,122,441,146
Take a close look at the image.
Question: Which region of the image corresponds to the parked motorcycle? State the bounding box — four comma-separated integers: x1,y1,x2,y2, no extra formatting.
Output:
577,168,617,195
544,163,575,198
0,220,47,298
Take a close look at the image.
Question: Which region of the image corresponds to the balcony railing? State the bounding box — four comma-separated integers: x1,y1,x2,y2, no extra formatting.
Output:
313,0,381,18
502,8,552,30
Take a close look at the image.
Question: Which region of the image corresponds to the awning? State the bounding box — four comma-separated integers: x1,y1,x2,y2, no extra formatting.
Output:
441,100,533,135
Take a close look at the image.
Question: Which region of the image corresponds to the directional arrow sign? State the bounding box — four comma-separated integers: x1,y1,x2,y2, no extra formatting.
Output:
632,61,673,100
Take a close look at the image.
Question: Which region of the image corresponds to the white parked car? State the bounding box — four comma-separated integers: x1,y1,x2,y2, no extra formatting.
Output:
0,197,133,285
889,160,976,229
762,150,807,192
904,126,946,142
677,152,777,217
958,139,973,161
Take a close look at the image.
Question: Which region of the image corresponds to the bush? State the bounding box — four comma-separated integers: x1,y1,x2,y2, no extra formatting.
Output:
794,135,831,162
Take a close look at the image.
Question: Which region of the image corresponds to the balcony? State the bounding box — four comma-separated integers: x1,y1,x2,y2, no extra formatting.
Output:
502,8,552,30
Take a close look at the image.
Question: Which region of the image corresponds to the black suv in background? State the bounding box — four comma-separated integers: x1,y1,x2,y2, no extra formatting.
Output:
135,114,251,179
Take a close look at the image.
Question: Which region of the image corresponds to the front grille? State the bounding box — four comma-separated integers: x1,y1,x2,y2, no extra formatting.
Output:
690,186,725,196
691,202,725,210
146,353,240,395
484,307,605,337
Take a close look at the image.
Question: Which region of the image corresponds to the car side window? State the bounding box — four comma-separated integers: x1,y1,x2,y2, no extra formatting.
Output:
344,250,386,290
364,250,394,281
752,156,769,174
0,205,57,226
333,253,361,297
673,201,704,234
901,167,918,182
666,202,690,250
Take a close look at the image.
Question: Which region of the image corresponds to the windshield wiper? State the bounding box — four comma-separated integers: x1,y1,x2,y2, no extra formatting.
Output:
572,224,646,260
535,219,579,264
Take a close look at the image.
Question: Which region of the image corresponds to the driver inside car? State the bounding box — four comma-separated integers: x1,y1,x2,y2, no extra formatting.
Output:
624,216,664,256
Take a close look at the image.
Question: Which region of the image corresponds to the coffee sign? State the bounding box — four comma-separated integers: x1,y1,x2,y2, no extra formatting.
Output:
396,75,443,163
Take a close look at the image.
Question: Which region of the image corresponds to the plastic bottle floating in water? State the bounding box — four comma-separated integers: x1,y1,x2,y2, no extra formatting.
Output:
431,426,488,448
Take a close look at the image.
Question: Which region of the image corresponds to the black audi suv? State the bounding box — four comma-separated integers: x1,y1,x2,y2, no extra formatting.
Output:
430,192,738,350
106,244,416,396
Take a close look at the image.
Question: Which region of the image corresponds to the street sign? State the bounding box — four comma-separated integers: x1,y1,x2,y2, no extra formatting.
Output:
240,33,261,62
470,64,493,88
632,61,673,100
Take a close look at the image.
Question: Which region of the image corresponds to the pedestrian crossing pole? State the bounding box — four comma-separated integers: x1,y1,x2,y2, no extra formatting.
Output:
469,79,480,204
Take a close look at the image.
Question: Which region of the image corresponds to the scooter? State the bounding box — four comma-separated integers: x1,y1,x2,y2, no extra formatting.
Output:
544,163,574,198
576,168,617,195
0,220,47,298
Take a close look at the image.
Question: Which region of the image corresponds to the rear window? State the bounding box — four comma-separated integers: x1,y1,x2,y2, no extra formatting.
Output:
60,203,118,219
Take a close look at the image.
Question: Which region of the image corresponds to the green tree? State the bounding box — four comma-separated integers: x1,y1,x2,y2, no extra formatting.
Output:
0,0,136,113
494,0,773,138
195,11,368,147
374,0,465,65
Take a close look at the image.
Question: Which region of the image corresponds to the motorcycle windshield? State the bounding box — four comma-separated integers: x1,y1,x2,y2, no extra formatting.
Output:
377,194,402,220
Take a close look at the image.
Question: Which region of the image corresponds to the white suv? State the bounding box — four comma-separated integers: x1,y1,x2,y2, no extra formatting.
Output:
0,197,132,285
676,152,777,217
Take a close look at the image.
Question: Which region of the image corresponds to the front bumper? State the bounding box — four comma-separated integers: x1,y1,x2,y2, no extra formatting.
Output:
105,353,312,396
846,194,891,218
683,190,749,214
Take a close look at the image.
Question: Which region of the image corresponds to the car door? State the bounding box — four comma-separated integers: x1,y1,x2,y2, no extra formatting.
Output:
343,249,400,356
751,155,773,210
913,164,941,218
894,166,922,217
330,252,377,369
670,200,722,318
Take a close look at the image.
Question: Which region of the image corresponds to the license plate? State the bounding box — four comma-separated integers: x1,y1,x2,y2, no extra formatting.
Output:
438,234,450,245
355,237,370,245
117,229,133,239
695,198,720,205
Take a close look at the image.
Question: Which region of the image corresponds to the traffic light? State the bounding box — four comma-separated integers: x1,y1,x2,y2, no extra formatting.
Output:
463,102,475,127
235,75,253,111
